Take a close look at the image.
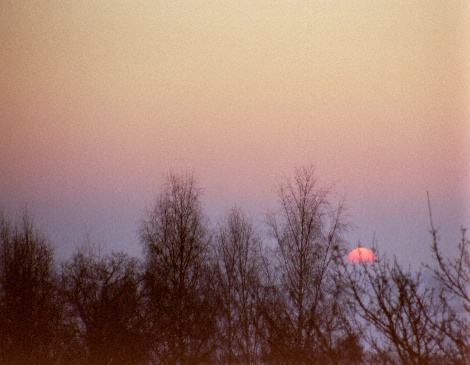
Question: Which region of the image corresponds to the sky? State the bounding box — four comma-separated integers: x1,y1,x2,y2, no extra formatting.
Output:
1,1,469,265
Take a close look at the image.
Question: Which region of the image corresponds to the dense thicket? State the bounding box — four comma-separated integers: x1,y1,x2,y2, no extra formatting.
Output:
0,169,467,365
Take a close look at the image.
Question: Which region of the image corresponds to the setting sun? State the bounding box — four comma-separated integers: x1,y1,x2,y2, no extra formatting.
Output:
347,247,376,263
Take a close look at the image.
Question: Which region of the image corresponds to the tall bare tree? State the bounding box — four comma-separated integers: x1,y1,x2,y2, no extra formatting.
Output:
213,207,265,365
262,166,356,365
140,173,217,365
0,213,62,365
61,244,150,365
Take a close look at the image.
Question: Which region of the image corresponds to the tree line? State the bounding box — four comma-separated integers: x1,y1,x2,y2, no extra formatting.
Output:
0,167,468,365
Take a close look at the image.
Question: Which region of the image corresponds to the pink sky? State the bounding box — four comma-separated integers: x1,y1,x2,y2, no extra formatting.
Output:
1,1,469,263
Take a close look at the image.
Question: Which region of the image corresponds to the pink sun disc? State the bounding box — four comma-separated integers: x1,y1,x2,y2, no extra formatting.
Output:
347,247,375,263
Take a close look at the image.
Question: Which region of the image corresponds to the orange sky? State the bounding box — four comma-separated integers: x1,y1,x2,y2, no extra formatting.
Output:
1,1,469,263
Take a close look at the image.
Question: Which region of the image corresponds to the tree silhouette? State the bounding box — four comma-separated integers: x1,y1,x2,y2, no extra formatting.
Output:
343,248,463,365
1,171,467,365
426,196,469,363
61,244,150,365
140,173,217,365
261,166,356,365
213,206,265,365
0,214,62,365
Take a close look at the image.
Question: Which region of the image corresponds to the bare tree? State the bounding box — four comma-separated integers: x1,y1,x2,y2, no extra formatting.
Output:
213,207,265,365
427,193,469,311
262,166,356,365
426,194,469,363
61,244,150,365
0,213,62,365
343,249,463,365
140,173,217,365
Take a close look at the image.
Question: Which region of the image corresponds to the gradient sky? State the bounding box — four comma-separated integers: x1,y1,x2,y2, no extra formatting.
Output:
1,1,469,265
